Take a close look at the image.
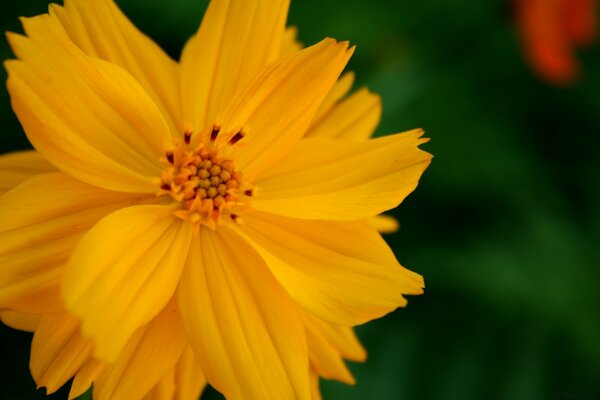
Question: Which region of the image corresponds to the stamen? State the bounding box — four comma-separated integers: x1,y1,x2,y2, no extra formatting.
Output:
229,131,244,145
211,126,220,141
158,141,252,230
184,130,192,144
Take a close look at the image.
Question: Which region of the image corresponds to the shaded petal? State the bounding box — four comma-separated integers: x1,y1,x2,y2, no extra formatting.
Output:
94,300,188,400
305,88,381,140
235,212,424,326
69,359,104,400
49,0,182,135
7,13,171,193
368,214,400,234
180,0,290,131
30,313,92,395
311,71,355,126
216,39,353,177
0,310,40,332
62,205,192,361
280,26,303,57
178,227,310,400
144,369,175,400
143,346,206,400
173,347,207,400
253,130,431,220
0,150,54,194
310,370,323,400
0,172,144,313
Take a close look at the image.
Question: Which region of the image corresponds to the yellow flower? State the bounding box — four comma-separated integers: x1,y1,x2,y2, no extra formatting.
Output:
0,0,431,399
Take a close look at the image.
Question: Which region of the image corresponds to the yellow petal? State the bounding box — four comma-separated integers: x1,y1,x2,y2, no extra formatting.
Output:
304,311,367,363
0,172,143,314
280,26,303,56
69,359,104,400
216,39,354,177
173,347,207,400
178,227,310,400
253,130,431,220
94,300,188,400
368,214,400,234
0,310,40,332
30,313,93,395
310,370,323,400
62,205,192,362
235,212,424,326
49,0,182,136
311,71,355,124
0,150,54,194
305,88,381,140
180,0,290,131
143,346,206,400
144,369,175,400
7,13,171,193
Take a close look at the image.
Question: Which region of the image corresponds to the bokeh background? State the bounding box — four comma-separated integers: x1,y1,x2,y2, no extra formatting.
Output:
1,0,599,399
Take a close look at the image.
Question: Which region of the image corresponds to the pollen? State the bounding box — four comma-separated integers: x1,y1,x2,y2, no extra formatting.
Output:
158,137,251,230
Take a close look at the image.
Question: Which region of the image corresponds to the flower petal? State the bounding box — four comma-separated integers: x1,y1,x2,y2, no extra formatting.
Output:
216,39,354,176
235,212,424,326
30,313,92,395
253,130,431,220
0,310,40,332
178,227,310,400
368,214,400,234
0,172,143,314
173,347,207,400
69,359,104,400
62,205,192,362
143,346,206,400
94,300,188,400
49,0,182,135
280,26,303,57
310,370,323,400
0,150,54,194
180,0,290,131
311,71,355,125
6,14,171,193
305,87,381,140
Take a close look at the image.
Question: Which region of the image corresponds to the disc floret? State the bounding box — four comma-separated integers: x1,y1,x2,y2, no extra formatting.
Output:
158,138,250,229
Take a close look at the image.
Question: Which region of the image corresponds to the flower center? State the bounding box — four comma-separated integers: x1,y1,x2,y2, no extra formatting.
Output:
158,134,251,230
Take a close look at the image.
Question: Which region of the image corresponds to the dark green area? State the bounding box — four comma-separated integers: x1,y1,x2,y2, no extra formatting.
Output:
1,0,599,399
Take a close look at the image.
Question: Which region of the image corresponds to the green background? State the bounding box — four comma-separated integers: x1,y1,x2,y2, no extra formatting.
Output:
1,1,599,399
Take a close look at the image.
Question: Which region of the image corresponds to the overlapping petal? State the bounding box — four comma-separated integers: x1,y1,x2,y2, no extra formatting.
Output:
180,0,290,131
305,87,381,140
0,150,54,194
93,300,188,400
49,0,182,135
6,13,172,193
0,310,40,332
253,130,431,220
0,172,144,314
215,38,354,176
235,212,424,326
178,227,310,400
143,347,206,400
30,313,93,394
62,205,192,361
304,312,366,384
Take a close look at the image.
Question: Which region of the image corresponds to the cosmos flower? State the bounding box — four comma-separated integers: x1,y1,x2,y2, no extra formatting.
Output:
0,0,431,399
515,0,597,84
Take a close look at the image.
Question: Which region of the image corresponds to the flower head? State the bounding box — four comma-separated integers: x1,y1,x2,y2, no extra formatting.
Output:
0,0,431,399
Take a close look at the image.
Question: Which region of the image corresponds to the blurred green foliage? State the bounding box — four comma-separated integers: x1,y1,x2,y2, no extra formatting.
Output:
1,0,599,399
